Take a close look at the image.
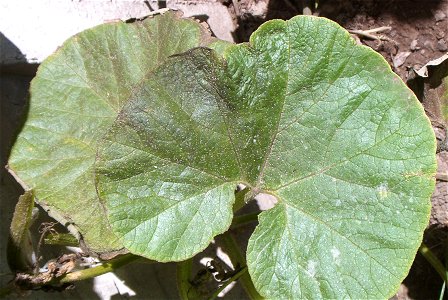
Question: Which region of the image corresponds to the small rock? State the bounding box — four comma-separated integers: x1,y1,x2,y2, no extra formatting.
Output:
437,40,448,52
435,28,446,39
303,6,312,15
410,39,419,51
393,51,411,68
434,127,446,142
435,10,447,22
424,40,435,50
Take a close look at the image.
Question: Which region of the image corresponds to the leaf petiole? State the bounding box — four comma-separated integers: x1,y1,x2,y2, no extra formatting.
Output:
207,266,248,300
46,253,142,286
230,212,259,229
220,233,262,300
420,242,447,282
177,259,194,300
233,187,251,213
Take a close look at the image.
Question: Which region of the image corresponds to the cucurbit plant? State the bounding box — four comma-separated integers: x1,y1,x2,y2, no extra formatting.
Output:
8,11,436,299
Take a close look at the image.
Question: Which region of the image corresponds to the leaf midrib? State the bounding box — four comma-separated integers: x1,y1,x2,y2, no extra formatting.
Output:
114,181,233,235
254,25,291,189
272,100,422,192
101,134,230,182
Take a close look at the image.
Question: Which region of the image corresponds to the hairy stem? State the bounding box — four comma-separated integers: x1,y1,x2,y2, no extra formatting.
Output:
0,254,142,297
58,253,142,284
44,233,79,247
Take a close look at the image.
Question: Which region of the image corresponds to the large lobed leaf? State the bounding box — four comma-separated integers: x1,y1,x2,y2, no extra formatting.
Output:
8,11,228,253
95,16,436,298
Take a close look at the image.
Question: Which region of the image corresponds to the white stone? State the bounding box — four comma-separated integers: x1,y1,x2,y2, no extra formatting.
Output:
0,0,235,64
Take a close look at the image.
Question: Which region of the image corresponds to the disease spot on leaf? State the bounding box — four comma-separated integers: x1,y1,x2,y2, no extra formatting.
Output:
377,183,389,199
306,260,317,277
331,247,341,265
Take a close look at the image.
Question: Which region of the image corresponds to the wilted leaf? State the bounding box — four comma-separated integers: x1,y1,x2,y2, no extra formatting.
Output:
8,11,227,253
7,190,35,272
417,53,448,125
95,16,436,298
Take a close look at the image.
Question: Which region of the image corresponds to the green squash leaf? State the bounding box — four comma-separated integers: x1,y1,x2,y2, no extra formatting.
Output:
95,48,241,261
8,11,226,253
96,16,436,297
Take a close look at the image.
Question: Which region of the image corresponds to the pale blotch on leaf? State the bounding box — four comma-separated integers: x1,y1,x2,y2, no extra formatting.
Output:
376,183,389,199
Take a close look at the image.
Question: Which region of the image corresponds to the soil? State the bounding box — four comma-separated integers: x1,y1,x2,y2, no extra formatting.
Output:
318,0,447,80
220,0,448,299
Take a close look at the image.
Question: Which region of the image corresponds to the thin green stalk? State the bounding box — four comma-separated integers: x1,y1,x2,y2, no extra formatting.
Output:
58,253,142,284
233,187,250,213
439,281,445,300
221,233,263,300
44,233,79,247
230,212,259,229
442,240,448,299
177,259,193,300
420,242,447,282
0,254,142,297
207,266,248,300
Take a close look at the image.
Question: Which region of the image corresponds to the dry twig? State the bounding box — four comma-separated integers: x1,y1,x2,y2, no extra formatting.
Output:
349,26,392,41
436,172,448,182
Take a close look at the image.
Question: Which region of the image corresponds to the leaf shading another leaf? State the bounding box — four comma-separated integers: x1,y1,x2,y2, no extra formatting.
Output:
95,49,241,261
96,16,436,298
8,12,227,254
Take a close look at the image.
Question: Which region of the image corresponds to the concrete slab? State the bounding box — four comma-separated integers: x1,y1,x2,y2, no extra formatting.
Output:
0,0,235,65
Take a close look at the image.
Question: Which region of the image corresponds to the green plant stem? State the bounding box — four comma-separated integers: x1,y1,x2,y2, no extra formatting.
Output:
233,187,250,213
58,253,142,284
44,233,79,247
443,240,448,298
0,254,142,297
230,212,259,229
439,281,446,300
207,266,248,300
221,233,263,300
177,259,193,300
420,243,447,282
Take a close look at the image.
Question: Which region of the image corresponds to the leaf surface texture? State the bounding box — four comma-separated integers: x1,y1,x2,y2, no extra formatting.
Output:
8,12,225,252
95,16,436,297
